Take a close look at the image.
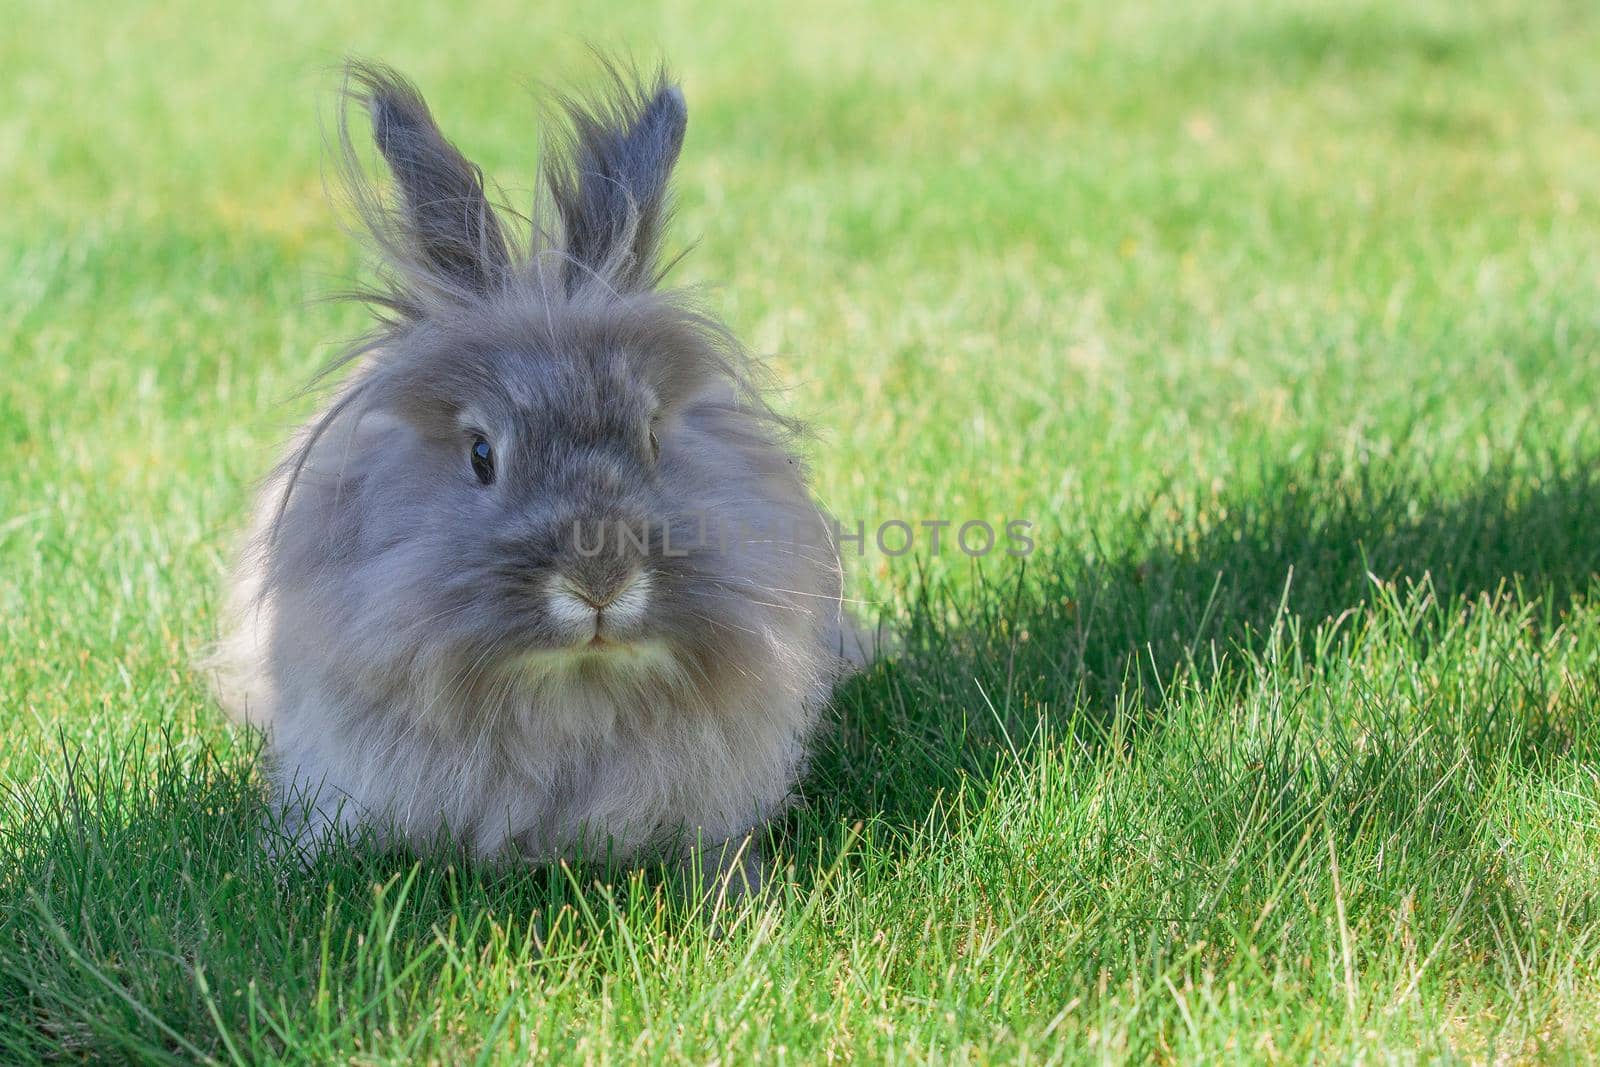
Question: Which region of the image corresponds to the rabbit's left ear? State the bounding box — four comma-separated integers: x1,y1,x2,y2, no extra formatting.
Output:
549,68,687,295
351,62,512,298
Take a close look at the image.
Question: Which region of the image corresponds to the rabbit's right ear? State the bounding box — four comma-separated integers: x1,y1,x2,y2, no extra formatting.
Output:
548,66,687,296
348,62,511,299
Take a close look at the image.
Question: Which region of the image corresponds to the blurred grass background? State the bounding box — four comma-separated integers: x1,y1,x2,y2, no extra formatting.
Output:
3,0,1600,1061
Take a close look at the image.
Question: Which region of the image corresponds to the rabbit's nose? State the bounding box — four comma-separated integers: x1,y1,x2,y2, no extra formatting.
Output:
566,576,624,610
561,553,641,609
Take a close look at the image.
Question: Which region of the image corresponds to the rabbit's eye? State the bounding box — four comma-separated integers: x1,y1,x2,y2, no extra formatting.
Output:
470,436,495,485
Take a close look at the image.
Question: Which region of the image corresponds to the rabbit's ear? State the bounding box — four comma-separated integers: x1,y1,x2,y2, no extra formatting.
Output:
350,62,511,297
549,66,687,295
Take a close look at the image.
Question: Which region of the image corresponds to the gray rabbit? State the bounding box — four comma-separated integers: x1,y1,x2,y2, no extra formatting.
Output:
212,60,866,889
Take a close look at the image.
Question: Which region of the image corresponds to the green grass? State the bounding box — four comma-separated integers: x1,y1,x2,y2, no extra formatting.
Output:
4,0,1600,1060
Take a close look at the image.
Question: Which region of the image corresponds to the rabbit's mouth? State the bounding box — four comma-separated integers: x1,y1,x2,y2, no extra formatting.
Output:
562,633,632,656
509,637,682,691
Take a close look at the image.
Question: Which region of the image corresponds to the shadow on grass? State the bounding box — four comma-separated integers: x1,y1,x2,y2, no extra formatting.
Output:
3,454,1597,1060
0,730,670,1062
808,452,1600,836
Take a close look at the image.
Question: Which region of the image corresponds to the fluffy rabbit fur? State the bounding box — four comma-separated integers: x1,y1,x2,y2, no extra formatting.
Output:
212,60,863,883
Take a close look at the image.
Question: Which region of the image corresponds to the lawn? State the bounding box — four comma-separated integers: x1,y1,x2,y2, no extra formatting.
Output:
4,0,1600,1061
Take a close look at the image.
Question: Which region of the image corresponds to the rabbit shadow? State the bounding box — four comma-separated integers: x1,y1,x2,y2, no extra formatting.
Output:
800,455,1600,843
